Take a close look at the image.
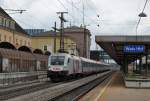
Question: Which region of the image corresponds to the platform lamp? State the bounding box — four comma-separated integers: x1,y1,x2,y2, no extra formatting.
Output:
136,12,147,37
138,12,147,17
135,11,147,42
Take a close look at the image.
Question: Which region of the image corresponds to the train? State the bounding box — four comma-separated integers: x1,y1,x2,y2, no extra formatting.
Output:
47,53,111,82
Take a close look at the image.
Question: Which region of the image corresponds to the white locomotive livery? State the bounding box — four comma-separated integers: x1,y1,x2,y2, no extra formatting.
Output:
47,53,110,81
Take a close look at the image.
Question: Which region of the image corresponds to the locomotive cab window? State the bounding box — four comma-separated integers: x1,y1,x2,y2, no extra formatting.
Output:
51,56,65,65
68,58,70,64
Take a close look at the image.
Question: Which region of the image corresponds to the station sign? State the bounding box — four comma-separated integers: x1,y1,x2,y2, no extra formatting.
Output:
123,45,145,53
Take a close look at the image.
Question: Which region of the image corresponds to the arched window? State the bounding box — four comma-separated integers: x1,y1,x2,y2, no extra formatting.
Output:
18,46,32,53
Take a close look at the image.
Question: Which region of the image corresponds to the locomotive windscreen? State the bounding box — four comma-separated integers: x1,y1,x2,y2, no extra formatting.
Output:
51,56,65,65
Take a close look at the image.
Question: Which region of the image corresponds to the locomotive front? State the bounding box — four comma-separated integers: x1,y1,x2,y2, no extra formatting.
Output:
47,54,69,81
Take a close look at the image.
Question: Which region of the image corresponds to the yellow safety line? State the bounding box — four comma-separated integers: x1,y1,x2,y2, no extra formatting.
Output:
94,73,116,101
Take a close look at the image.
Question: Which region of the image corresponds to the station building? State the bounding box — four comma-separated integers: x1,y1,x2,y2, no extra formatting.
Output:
64,26,91,58
31,26,91,58
0,7,31,48
31,30,78,56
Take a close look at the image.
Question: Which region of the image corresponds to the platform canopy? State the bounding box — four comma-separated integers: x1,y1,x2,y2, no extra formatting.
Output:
96,35,150,65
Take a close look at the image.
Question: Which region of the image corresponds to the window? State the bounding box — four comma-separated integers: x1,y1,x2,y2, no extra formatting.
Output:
9,21,11,28
51,56,65,65
16,39,18,43
4,35,6,41
44,45,47,51
4,19,6,26
28,42,30,46
2,18,5,26
9,36,12,42
68,58,70,64
0,34,1,41
10,21,15,29
24,41,26,45
0,17,2,26
20,40,22,45
6,20,9,27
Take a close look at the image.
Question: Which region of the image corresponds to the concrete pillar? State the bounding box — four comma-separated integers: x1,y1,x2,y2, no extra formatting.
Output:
146,54,148,73
136,59,138,72
133,61,135,72
125,56,128,74
0,58,2,72
124,54,128,74
145,46,148,74
139,57,142,74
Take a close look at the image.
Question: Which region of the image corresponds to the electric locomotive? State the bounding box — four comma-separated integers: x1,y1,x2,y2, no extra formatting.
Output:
47,53,110,82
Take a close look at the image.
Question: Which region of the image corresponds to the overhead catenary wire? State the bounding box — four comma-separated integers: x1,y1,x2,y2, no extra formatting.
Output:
65,0,82,5
65,0,99,25
3,0,51,29
56,0,80,26
85,0,100,16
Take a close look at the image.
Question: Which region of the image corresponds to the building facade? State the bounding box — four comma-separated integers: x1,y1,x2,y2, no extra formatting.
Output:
64,26,91,58
0,7,49,86
31,26,91,58
31,31,78,55
0,7,31,49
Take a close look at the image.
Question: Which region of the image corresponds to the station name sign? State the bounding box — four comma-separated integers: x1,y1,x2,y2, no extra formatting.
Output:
124,45,145,53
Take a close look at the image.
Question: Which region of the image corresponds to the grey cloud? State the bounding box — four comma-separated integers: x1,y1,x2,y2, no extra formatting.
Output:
1,0,150,49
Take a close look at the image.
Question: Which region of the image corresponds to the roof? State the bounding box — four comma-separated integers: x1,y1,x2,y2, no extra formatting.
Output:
15,22,28,35
32,26,91,37
31,30,56,37
96,35,150,65
64,26,91,36
0,7,12,19
31,31,66,37
0,7,28,35
96,35,150,42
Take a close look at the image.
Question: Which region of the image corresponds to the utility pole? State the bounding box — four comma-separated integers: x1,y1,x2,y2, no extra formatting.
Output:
82,0,86,57
82,0,85,26
52,22,57,53
57,12,68,52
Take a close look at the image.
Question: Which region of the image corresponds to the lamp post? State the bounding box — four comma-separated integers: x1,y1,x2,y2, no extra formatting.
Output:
136,12,147,74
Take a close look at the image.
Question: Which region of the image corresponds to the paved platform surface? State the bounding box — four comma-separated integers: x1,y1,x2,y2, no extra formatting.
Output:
79,71,150,101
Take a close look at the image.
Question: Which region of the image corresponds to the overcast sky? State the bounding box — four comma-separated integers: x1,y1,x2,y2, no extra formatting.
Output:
0,0,150,49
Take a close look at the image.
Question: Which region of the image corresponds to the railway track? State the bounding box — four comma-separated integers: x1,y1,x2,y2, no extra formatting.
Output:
0,73,97,100
50,71,113,101
5,71,113,101
0,81,60,101
0,79,79,101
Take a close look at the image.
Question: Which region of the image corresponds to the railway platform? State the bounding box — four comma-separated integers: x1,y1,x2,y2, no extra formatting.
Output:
79,71,150,101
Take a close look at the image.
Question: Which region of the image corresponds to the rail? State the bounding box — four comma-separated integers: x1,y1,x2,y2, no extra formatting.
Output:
6,71,113,101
